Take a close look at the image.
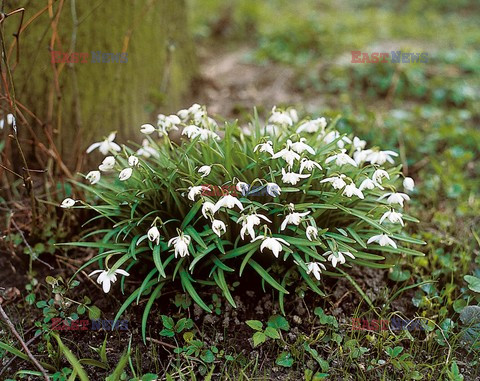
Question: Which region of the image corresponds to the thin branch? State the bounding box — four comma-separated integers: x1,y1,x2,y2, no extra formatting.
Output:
0,304,50,381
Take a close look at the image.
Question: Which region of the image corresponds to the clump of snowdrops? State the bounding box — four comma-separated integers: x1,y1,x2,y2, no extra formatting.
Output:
63,104,424,331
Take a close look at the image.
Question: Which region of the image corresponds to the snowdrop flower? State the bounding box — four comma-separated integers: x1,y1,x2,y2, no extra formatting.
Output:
289,108,299,123
214,195,244,212
367,150,398,165
128,155,139,167
211,219,227,237
359,178,383,191
325,251,355,268
299,158,322,173
353,149,373,165
140,123,156,135
193,110,208,125
323,131,351,148
254,141,274,156
177,108,190,121
198,165,212,177
367,234,397,248
280,211,310,231
320,175,347,190
353,136,367,150
252,235,290,258
306,226,319,241
379,192,410,207
86,132,121,155
86,170,101,185
281,168,310,185
403,177,415,192
325,149,357,167
203,116,219,129
88,269,130,293
182,125,200,139
296,117,327,133
0,113,15,129
291,138,315,155
136,139,159,158
372,169,390,184
197,128,220,141
262,124,280,136
177,103,202,121
380,210,404,226
306,262,326,280
157,114,180,135
202,201,216,218
60,198,76,208
188,186,206,201
241,126,252,136
268,106,293,126
119,168,133,181
343,183,364,199
236,182,250,196
98,156,115,172
183,125,220,141
266,182,281,197
273,143,300,167
238,213,272,240
148,226,161,245
168,233,191,258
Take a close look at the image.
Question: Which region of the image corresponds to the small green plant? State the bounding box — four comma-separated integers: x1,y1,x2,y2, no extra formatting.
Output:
159,315,194,338
34,275,101,337
246,318,283,347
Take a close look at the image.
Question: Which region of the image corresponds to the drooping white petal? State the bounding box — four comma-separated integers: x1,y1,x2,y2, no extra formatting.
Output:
403,177,415,192
61,198,76,208
119,167,133,181
86,171,101,185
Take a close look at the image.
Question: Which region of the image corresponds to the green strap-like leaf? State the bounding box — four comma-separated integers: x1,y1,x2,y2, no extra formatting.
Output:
248,260,288,294
142,283,164,343
179,269,212,313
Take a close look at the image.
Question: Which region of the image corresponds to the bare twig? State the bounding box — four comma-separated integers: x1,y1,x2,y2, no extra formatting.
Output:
0,304,50,381
146,337,177,350
0,326,39,377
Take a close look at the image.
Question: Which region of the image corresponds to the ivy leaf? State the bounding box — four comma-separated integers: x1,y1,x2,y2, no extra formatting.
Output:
161,315,175,330
267,315,290,331
88,306,101,320
264,326,280,339
276,351,294,367
252,332,266,347
200,349,215,363
141,374,159,381
386,346,403,358
389,267,411,282
464,275,480,293
159,329,175,337
246,320,263,331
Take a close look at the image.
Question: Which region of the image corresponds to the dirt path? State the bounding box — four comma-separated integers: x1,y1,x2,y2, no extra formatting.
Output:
194,45,323,117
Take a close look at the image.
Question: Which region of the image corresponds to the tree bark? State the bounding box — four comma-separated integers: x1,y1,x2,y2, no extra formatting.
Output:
2,0,196,171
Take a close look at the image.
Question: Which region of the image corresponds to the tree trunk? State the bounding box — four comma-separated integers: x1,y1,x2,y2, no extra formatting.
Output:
2,0,196,171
